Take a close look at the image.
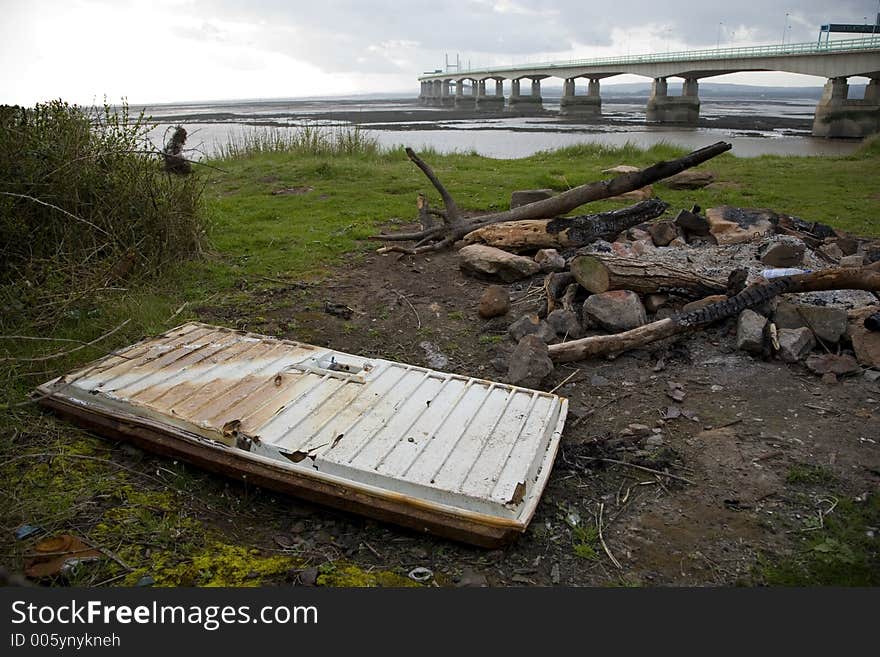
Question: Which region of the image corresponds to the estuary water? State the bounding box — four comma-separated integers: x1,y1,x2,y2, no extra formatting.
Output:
140,94,863,159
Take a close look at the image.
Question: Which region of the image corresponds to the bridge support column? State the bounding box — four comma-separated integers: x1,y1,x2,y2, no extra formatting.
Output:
646,77,700,124
560,77,601,115
454,80,474,109
812,77,880,138
440,80,455,107
425,80,441,106
507,77,543,112
476,78,505,111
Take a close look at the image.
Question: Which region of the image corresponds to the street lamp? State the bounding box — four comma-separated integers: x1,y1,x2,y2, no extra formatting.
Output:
782,12,790,45
717,21,724,48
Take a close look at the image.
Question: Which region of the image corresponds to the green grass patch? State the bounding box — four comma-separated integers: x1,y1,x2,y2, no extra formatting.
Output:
786,464,838,487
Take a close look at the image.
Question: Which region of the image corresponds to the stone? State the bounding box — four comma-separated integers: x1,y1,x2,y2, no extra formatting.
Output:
668,237,688,249
662,170,715,189
459,244,541,282
682,294,728,314
673,209,711,236
865,369,880,383
582,290,647,332
419,341,449,370
644,293,669,314
546,309,582,338
805,353,861,377
839,254,864,268
456,568,488,588
478,285,510,319
644,434,665,447
759,236,806,268
510,189,554,209
818,242,844,262
507,335,554,388
706,206,775,245
625,423,652,438
628,228,653,242
848,305,880,368
609,185,653,202
833,236,859,256
534,248,566,273
736,309,767,355
601,164,641,174
610,241,635,257
508,313,556,343
776,327,816,363
648,221,679,247
821,372,838,385
773,301,848,344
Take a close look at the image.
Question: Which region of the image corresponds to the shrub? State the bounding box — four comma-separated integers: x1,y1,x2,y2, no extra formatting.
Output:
0,100,207,327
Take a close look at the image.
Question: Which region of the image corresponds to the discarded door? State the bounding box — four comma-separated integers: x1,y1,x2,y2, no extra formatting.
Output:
36,323,567,546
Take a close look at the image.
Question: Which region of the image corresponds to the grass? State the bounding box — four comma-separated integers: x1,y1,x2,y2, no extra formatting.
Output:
2,138,880,586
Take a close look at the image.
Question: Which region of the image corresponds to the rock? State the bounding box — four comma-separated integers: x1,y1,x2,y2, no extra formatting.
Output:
510,189,554,209
546,309,582,338
668,237,688,249
736,309,767,355
508,313,556,343
706,206,776,245
610,185,653,202
534,248,566,273
456,568,488,588
459,244,541,282
625,423,652,438
839,254,865,268
759,236,806,268
644,434,665,447
821,372,838,385
682,294,728,314
773,301,848,344
673,209,711,236
644,293,669,314
848,305,880,368
833,236,859,256
662,170,715,189
648,221,679,247
299,567,319,586
478,285,511,319
818,242,844,262
631,239,655,256
610,241,635,257
507,335,554,388
602,164,641,174
628,228,653,242
865,369,880,383
582,290,647,332
777,327,816,363
805,353,861,377
590,374,610,386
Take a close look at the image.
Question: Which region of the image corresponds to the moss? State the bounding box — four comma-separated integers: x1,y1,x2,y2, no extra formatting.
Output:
786,464,837,487
758,493,879,586
316,562,419,587
138,542,298,587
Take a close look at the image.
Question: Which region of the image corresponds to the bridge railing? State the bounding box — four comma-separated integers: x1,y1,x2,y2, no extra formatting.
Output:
423,36,880,78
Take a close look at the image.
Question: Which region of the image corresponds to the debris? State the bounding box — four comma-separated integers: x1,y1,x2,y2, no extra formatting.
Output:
24,535,103,578
162,125,192,175
324,301,354,319
736,309,767,355
667,381,686,403
582,290,647,332
14,525,42,541
419,341,449,369
459,244,540,282
507,335,555,388
478,285,511,319
706,206,776,245
408,567,434,583
776,327,816,363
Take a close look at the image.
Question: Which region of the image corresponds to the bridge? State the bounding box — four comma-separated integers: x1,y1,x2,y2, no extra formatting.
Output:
417,37,880,137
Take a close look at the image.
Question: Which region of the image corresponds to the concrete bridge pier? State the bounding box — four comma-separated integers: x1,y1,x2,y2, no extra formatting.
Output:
560,77,601,115
646,77,700,124
476,78,505,110
507,77,543,112
439,80,454,107
812,76,880,138
453,79,477,109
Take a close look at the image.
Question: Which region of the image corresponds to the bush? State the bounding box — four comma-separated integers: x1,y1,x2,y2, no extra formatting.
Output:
0,100,207,327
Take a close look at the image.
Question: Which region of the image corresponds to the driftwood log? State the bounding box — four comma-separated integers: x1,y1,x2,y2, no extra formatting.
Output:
549,264,880,362
462,199,669,252
374,142,733,255
570,253,727,299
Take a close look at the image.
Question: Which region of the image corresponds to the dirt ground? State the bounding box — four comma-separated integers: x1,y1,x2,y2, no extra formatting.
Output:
188,244,880,586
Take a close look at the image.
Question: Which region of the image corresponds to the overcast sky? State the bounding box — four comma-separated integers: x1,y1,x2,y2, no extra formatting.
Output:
1,0,878,104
